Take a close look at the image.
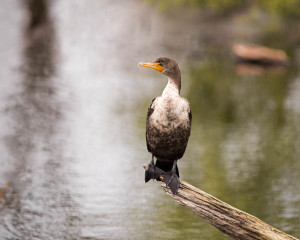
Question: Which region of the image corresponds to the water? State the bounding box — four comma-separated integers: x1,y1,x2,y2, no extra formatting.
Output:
0,0,299,239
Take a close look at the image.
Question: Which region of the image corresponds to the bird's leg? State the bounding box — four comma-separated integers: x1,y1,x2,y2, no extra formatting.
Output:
161,160,180,194
145,155,164,183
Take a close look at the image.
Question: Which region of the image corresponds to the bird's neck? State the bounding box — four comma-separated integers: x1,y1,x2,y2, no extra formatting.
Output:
162,77,181,96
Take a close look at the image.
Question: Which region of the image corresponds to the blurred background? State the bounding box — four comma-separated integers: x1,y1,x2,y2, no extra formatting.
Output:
0,0,299,239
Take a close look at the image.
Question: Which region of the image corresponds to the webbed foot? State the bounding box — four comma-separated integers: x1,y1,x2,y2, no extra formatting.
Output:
161,159,180,194
145,156,164,182
162,171,180,194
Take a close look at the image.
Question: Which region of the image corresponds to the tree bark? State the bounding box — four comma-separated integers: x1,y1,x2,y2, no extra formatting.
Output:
162,180,298,240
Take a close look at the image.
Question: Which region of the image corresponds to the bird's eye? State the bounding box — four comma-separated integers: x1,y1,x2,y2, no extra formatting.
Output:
159,63,163,66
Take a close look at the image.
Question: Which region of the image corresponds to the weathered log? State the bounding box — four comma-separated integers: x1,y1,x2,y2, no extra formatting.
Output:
232,43,289,65
162,180,299,240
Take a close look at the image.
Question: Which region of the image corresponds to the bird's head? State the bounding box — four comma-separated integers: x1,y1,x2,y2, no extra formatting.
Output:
138,57,180,79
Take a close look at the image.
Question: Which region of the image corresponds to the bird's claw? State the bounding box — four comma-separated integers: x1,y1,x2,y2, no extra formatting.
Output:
145,163,165,182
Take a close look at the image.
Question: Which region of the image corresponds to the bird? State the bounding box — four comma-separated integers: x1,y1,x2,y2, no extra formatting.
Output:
138,57,192,194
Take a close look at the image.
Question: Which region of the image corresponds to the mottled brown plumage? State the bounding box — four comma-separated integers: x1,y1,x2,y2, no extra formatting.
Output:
146,98,191,161
139,57,192,194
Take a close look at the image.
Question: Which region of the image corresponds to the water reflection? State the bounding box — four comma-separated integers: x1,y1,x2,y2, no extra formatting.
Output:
0,1,80,239
0,0,299,239
186,50,300,236
235,63,287,75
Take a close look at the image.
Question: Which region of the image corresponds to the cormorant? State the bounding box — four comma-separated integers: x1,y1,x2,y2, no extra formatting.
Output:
138,57,192,194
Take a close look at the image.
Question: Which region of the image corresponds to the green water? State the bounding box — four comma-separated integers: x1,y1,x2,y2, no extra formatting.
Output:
0,0,299,239
135,45,300,239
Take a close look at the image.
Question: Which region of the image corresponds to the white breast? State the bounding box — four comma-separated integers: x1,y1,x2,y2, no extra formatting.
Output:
151,95,190,130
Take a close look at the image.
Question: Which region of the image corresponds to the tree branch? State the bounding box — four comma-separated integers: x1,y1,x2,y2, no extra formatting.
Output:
161,180,298,240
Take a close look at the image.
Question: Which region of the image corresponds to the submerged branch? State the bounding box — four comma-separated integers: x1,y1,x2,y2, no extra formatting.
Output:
161,180,298,240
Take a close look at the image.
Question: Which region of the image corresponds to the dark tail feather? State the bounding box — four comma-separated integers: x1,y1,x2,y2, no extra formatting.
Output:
155,159,179,178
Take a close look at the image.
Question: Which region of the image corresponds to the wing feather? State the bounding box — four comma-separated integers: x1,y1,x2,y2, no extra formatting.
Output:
146,98,156,152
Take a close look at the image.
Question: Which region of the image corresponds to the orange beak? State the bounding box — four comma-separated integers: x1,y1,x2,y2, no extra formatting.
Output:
138,62,164,72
